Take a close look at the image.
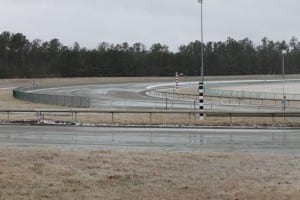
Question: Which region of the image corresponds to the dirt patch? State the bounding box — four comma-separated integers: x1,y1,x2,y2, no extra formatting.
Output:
0,148,300,199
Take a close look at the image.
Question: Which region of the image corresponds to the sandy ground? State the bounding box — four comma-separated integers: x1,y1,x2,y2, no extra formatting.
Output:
0,148,300,200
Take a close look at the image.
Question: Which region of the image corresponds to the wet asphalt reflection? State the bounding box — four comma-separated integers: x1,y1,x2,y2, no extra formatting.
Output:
0,125,300,153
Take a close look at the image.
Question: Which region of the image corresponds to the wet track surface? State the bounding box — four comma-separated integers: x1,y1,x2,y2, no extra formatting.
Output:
1,125,300,153
14,81,300,153
30,82,289,111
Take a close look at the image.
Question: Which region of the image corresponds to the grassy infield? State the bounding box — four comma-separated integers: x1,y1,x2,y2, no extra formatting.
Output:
1,149,300,199
0,76,300,199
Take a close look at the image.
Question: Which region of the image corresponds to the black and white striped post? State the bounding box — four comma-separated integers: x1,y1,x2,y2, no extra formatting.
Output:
175,72,179,90
199,82,204,120
198,0,205,120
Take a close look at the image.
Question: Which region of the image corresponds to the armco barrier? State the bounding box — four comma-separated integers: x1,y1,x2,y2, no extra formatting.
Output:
13,86,90,108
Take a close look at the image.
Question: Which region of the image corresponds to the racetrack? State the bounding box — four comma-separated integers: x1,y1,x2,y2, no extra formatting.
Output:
28,81,203,110
1,125,300,154
27,79,300,112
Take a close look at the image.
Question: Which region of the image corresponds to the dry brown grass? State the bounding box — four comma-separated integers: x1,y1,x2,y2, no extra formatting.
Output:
0,90,63,110
0,148,300,200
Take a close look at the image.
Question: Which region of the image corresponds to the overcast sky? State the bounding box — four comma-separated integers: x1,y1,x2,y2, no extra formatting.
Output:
0,0,298,51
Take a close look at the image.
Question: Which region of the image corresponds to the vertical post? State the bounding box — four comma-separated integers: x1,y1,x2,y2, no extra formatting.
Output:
198,0,205,120
200,0,204,84
175,72,179,90
282,50,286,83
199,82,204,120
282,49,287,113
282,51,285,99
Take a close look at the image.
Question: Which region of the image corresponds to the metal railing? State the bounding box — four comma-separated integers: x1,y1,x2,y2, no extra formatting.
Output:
90,97,300,112
205,87,300,101
13,85,90,108
148,80,300,101
0,109,299,126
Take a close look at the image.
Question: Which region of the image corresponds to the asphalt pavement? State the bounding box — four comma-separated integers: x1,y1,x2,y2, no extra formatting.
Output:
1,125,300,153
9,80,300,153
30,82,289,111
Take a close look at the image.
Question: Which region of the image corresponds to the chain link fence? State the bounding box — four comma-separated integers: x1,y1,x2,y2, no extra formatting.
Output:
13,85,90,108
205,80,300,100
148,80,300,101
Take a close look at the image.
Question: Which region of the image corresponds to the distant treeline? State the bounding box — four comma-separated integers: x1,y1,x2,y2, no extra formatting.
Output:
0,31,299,78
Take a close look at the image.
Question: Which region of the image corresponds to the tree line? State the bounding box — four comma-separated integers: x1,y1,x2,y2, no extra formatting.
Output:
0,31,299,78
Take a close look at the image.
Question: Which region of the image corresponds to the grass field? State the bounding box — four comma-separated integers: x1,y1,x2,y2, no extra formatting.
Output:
0,148,300,200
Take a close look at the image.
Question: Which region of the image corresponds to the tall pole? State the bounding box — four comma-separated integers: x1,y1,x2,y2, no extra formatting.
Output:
281,50,287,111
198,0,204,120
200,0,204,83
282,50,286,82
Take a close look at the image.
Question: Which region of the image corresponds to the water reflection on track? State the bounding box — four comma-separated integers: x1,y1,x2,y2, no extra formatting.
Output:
0,125,300,154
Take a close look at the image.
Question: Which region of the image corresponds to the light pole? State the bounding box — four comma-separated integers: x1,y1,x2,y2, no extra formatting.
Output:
198,0,204,83
198,0,204,119
281,49,287,111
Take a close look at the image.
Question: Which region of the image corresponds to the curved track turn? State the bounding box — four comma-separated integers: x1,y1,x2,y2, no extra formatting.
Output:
29,80,293,112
